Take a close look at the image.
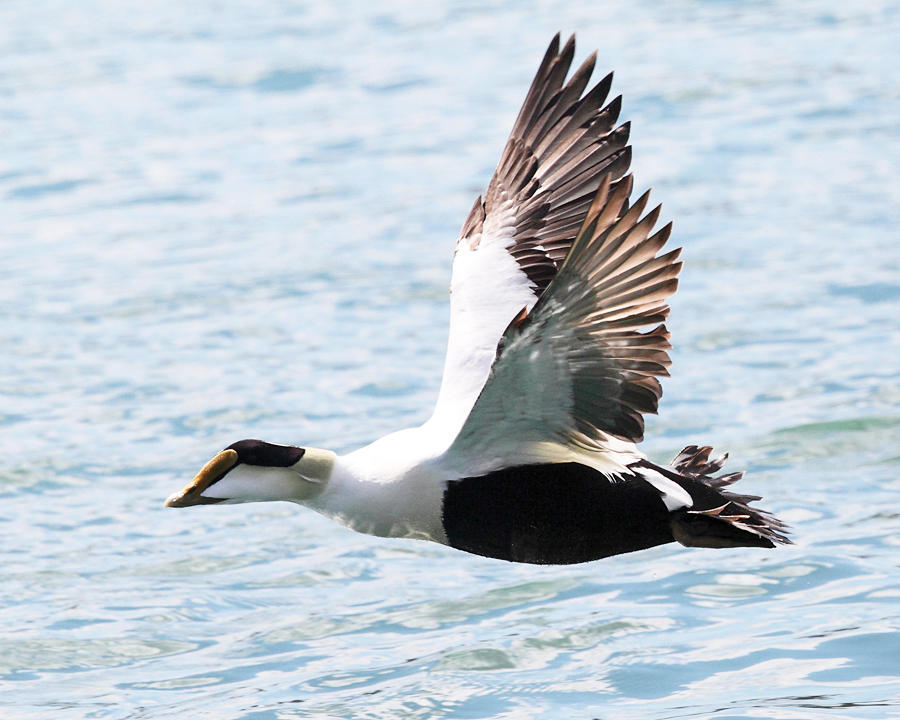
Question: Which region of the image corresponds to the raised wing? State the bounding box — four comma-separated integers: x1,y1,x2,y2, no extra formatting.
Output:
445,174,679,470
428,34,632,438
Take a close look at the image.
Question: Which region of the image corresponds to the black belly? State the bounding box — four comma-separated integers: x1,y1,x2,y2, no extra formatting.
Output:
441,463,675,564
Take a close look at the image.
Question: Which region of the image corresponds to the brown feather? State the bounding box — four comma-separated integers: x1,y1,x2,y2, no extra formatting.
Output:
454,37,681,445
457,37,633,296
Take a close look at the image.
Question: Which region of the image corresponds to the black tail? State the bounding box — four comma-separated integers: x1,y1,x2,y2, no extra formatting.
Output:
637,445,791,550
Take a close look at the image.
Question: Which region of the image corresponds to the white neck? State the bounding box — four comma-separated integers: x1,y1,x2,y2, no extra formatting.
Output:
304,428,449,544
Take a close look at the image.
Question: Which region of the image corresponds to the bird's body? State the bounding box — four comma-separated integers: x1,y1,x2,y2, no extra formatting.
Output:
165,34,790,563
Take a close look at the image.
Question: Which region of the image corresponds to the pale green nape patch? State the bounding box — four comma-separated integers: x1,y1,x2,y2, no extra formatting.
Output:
295,447,337,483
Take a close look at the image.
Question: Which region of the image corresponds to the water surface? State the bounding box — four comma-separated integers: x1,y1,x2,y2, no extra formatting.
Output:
2,1,899,718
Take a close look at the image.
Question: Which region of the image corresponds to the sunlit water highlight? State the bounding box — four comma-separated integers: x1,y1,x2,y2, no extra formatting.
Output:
2,1,899,718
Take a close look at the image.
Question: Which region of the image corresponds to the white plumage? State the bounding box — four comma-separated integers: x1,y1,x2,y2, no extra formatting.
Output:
165,34,790,564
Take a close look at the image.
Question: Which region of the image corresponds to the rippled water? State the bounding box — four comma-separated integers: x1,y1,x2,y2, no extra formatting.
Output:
3,1,899,718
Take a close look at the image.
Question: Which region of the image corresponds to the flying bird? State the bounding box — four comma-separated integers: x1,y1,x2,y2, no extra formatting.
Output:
165,35,790,564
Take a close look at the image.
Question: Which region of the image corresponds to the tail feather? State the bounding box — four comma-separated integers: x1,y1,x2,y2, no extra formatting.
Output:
672,444,728,475
637,445,791,549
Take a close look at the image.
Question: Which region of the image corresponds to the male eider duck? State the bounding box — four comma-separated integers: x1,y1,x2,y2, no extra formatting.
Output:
165,35,790,564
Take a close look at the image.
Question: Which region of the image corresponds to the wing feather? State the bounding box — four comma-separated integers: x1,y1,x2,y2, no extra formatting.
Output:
429,35,635,438
446,173,681,469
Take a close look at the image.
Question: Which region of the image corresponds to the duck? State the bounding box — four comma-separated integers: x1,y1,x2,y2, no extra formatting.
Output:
165,34,790,564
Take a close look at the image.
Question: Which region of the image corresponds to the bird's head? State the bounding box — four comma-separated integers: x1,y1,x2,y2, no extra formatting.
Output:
164,439,335,507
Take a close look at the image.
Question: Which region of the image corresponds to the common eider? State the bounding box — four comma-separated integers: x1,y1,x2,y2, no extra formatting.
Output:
165,35,790,564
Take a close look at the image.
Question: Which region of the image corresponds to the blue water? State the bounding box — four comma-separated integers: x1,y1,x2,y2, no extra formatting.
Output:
3,1,899,718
